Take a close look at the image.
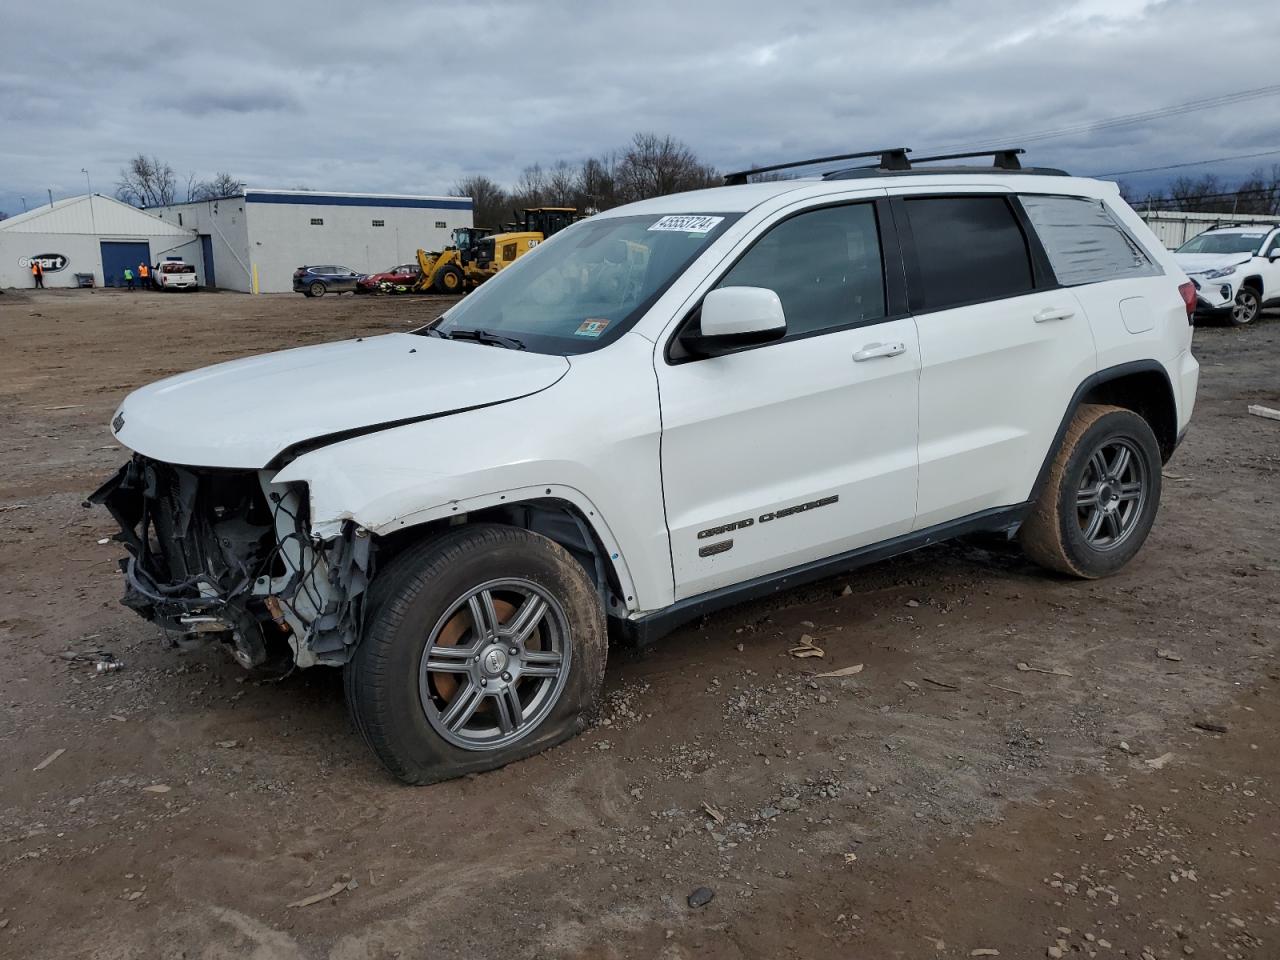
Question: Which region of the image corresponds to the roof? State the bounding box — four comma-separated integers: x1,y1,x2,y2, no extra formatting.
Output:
595,173,1122,218
154,189,473,212
0,194,195,237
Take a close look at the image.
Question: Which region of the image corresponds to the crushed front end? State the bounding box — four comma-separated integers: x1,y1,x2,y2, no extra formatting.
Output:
89,456,372,671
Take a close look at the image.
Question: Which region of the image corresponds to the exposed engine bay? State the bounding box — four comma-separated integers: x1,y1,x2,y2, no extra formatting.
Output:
89,456,372,672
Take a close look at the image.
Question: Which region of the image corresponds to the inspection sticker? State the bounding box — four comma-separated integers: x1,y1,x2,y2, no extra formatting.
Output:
574,318,610,338
648,215,724,233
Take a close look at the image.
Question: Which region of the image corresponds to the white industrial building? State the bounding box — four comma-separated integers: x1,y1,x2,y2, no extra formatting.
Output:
1138,210,1277,249
0,194,201,289
149,189,473,293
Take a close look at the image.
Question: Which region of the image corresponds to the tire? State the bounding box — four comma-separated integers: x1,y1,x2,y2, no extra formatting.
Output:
309,280,326,298
1228,285,1260,326
433,265,464,294
345,524,608,784
1020,404,1162,578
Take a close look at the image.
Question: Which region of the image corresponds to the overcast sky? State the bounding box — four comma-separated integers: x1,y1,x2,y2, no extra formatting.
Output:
2,0,1278,215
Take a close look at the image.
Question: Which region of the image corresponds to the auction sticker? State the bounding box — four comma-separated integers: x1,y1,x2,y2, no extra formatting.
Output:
575,318,610,338
648,215,724,233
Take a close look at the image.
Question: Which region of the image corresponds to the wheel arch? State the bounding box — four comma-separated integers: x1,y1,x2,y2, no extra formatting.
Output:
368,488,638,621
1241,273,1263,295
1030,360,1179,504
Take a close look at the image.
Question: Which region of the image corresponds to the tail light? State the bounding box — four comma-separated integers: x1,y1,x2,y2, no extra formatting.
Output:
1177,281,1196,324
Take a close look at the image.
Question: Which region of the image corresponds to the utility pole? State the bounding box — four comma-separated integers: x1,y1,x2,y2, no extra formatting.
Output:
81,168,92,194
47,188,54,208
83,169,97,232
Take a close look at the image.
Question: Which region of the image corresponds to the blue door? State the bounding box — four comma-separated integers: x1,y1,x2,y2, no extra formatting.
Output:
200,235,216,287
100,240,151,287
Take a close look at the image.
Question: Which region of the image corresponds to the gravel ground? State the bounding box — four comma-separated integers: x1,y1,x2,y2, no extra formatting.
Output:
0,287,1276,959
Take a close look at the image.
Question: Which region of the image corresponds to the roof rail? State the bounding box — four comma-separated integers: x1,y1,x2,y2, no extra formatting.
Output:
906,148,1025,170
722,147,912,186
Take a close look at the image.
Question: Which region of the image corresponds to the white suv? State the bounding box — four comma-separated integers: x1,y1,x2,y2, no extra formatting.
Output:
1173,223,1280,325
91,148,1200,784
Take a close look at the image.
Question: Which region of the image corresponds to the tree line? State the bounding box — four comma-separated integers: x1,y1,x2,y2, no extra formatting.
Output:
1121,166,1280,216
115,155,245,207
455,132,720,227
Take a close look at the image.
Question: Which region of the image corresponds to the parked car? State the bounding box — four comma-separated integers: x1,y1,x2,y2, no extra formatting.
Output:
92,148,1198,784
153,260,198,291
1172,224,1280,325
357,263,420,293
293,265,363,297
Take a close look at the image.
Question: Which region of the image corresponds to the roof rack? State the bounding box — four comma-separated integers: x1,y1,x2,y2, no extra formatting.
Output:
722,147,912,186
823,145,1068,180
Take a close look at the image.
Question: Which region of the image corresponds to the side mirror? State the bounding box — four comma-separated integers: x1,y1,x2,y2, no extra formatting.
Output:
1269,250,1280,261
679,286,787,357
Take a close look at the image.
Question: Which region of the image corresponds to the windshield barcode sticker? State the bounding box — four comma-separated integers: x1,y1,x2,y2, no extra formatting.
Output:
648,215,724,233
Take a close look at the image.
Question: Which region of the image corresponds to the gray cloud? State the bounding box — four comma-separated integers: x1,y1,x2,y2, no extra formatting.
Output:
1,0,1276,215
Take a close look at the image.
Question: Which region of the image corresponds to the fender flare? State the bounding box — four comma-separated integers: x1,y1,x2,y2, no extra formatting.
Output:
1027,359,1177,505
366,482,643,615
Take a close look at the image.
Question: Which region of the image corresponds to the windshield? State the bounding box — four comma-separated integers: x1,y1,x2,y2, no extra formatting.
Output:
426,212,739,354
1177,231,1266,255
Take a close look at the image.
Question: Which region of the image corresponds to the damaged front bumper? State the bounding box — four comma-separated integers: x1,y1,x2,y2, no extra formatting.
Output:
88,456,372,670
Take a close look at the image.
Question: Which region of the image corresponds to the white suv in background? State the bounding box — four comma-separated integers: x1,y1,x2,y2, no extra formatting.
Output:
1174,223,1280,325
92,147,1199,784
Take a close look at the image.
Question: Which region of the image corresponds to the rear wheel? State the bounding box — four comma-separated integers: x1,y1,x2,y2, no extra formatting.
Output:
1020,404,1162,578
1229,285,1260,326
433,265,464,294
345,525,607,784
309,280,326,298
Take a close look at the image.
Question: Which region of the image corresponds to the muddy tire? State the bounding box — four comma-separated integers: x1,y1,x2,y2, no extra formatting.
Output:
1020,404,1162,578
345,524,607,785
309,280,326,298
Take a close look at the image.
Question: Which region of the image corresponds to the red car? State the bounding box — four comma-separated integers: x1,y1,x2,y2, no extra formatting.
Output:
356,263,419,293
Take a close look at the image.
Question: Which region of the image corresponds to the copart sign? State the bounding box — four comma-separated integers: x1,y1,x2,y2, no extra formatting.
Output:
19,254,69,272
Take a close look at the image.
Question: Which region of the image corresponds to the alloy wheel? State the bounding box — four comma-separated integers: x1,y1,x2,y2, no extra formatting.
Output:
1232,288,1259,324
419,579,572,751
1075,438,1147,550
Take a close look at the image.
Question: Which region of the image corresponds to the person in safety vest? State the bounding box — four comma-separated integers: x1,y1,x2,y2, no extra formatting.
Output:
138,262,150,290
123,267,135,291
31,259,44,289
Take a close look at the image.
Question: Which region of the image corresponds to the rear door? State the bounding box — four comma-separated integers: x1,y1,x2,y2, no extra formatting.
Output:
893,190,1097,529
657,197,921,599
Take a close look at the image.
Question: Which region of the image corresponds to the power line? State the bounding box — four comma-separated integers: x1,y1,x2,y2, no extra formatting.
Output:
1093,148,1280,178
930,84,1280,154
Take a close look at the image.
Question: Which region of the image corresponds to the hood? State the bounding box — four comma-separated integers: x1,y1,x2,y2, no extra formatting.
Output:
111,333,570,468
1173,252,1253,274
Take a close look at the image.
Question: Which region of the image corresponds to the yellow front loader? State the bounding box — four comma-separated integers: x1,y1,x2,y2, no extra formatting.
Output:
413,209,579,294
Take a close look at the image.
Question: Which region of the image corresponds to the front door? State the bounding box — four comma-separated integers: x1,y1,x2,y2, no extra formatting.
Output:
657,200,921,600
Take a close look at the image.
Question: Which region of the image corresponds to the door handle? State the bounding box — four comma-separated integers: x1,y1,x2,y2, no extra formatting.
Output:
1034,306,1075,323
853,342,906,362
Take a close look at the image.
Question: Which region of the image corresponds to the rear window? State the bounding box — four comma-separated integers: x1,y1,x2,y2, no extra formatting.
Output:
1021,195,1159,285
903,196,1034,311
160,262,194,273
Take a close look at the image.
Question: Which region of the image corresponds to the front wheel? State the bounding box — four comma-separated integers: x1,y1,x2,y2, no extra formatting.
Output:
433,265,464,294
1229,286,1260,326
1020,404,1162,578
345,525,607,784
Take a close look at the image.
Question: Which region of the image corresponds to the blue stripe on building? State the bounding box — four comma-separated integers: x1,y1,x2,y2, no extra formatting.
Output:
244,192,473,211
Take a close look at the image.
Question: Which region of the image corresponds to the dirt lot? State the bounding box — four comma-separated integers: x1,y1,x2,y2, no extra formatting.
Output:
1,287,1277,960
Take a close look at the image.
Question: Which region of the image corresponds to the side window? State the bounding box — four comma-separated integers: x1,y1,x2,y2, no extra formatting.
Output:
715,203,886,337
1020,194,1160,285
903,196,1033,310
1265,233,1280,256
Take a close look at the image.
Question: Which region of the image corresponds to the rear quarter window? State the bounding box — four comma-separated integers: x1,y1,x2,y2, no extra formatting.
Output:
1020,195,1161,286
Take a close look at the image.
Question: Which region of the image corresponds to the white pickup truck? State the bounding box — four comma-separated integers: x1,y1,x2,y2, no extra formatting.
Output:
154,260,198,291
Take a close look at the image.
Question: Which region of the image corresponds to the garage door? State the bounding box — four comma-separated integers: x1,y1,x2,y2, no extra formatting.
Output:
100,241,151,287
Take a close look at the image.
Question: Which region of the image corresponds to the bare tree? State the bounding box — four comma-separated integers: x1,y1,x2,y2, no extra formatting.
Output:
543,160,578,207
115,154,177,207
575,154,619,213
615,133,718,204
454,174,509,229
510,164,549,213
190,172,245,202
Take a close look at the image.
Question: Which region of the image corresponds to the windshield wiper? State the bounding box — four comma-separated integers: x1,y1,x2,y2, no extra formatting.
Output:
446,328,526,350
